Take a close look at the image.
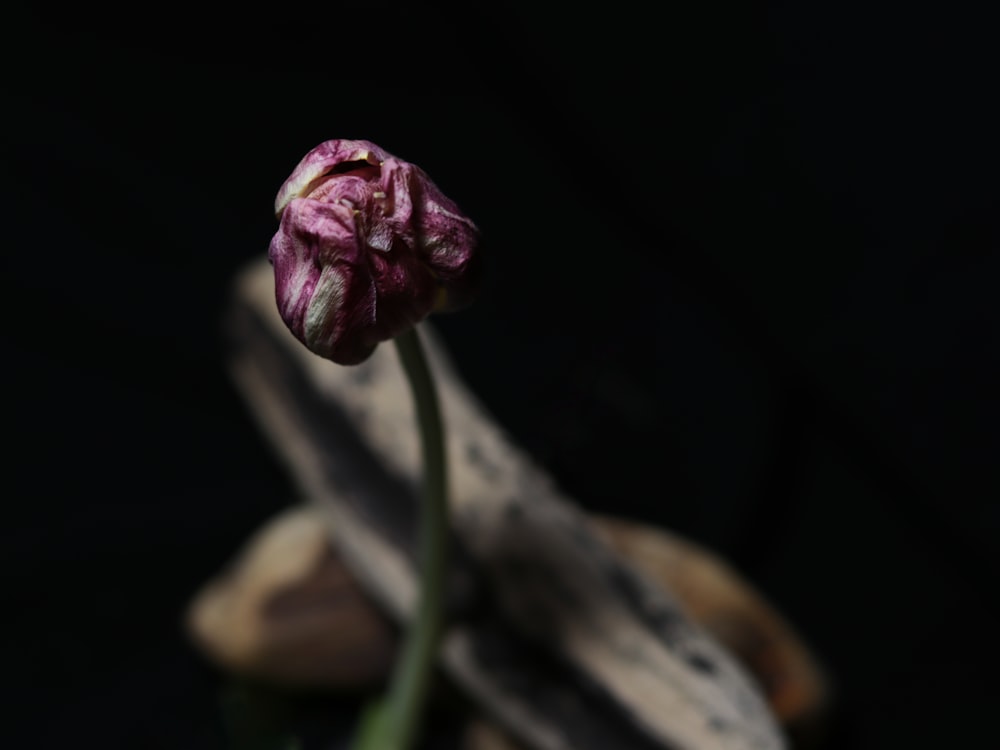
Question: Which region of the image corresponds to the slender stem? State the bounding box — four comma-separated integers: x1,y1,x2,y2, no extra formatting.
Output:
354,325,449,750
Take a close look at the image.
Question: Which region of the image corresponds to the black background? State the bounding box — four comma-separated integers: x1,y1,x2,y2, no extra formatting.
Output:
5,2,998,748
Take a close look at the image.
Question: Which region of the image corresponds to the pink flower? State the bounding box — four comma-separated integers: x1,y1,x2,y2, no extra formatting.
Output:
268,139,481,365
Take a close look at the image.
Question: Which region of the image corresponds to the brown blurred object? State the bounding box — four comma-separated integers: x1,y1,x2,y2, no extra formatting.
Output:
187,507,828,746
462,718,524,750
591,516,830,749
185,507,395,689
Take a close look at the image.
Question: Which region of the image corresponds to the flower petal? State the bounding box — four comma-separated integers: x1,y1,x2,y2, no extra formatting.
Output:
274,139,389,218
269,139,481,364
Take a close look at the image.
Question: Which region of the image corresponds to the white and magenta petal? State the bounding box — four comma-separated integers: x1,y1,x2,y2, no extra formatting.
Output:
269,140,481,365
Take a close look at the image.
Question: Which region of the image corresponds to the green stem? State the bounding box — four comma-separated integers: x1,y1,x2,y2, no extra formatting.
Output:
353,325,449,750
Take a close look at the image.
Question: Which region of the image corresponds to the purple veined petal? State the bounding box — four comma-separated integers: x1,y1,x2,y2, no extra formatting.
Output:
377,158,418,246
376,158,481,305
408,170,482,308
302,260,378,365
269,139,482,364
269,197,362,344
274,139,391,218
300,242,440,365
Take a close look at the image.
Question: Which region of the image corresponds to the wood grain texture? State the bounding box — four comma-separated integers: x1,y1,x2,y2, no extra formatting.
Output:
225,258,787,750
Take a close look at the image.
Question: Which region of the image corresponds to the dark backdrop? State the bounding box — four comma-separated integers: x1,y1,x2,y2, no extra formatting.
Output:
6,2,998,749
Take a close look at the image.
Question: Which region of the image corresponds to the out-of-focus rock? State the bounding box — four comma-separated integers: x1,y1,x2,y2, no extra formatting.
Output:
185,507,395,689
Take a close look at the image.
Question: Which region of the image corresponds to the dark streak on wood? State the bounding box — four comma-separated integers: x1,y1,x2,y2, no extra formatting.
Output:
465,615,675,750
465,439,504,481
605,559,690,647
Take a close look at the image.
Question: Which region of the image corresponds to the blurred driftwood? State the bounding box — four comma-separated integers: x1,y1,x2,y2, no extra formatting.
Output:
187,508,827,745
224,257,793,750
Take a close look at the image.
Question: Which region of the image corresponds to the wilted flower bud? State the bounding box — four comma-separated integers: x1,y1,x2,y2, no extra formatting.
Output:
268,139,481,365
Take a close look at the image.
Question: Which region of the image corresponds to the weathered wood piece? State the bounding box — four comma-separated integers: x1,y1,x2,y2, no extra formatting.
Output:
184,507,827,745
225,258,788,750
